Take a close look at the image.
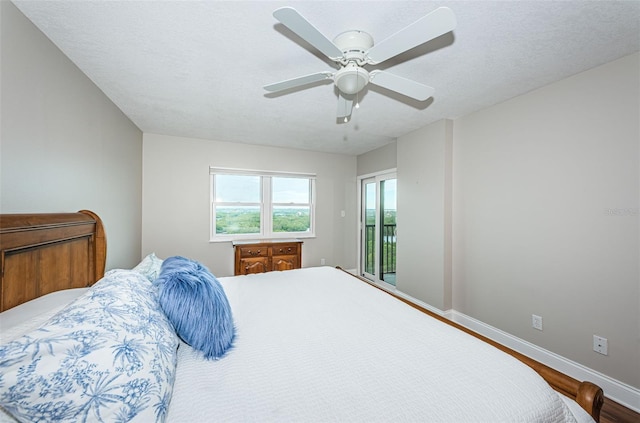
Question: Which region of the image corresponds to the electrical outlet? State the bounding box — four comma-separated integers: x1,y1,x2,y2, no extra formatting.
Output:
320,258,326,266
531,314,543,331
593,335,608,355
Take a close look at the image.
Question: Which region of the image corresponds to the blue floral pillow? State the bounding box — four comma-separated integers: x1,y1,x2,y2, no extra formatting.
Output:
0,270,179,422
132,252,164,282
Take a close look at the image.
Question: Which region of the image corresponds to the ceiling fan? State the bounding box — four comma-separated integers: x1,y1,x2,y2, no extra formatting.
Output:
264,6,457,121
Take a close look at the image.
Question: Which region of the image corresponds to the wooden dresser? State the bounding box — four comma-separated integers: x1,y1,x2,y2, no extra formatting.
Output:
233,239,302,275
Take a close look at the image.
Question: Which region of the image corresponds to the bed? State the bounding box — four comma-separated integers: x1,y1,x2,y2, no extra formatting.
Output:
0,211,604,422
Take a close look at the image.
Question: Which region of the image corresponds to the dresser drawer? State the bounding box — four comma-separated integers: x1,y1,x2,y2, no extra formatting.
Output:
272,243,299,256
238,246,268,258
239,257,269,274
272,255,298,271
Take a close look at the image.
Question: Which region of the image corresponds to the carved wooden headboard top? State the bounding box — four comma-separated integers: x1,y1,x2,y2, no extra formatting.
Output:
0,210,106,312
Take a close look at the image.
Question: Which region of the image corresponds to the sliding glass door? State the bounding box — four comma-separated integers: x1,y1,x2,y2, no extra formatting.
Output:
361,173,396,285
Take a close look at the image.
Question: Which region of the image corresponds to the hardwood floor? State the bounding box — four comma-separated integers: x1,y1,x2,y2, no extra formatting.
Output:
600,397,640,423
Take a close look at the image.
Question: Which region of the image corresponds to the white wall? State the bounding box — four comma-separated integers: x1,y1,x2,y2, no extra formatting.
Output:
1,1,143,270
142,133,357,276
452,53,639,388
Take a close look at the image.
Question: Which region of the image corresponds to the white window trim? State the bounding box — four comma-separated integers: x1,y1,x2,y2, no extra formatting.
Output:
210,167,316,242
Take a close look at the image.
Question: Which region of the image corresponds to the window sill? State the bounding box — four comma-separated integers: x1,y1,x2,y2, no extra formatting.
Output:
209,233,316,243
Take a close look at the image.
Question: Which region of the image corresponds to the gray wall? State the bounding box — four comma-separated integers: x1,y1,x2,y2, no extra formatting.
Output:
452,53,639,388
356,141,397,176
141,133,357,277
1,1,143,270
391,54,638,389
396,120,453,311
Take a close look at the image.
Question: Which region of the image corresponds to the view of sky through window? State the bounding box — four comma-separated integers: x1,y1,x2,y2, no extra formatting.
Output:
365,179,397,210
215,175,260,202
272,177,310,203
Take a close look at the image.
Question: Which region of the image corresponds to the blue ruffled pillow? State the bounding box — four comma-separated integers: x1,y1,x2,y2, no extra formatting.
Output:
154,256,235,360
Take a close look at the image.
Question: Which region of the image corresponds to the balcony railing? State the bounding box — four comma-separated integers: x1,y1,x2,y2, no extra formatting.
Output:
364,223,396,282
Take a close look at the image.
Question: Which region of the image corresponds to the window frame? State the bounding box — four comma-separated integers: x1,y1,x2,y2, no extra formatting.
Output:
210,167,316,242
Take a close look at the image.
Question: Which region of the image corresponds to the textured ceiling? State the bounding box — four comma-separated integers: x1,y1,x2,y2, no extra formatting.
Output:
12,1,640,156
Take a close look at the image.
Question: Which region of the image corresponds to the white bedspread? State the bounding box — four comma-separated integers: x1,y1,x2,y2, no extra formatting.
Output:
168,267,580,422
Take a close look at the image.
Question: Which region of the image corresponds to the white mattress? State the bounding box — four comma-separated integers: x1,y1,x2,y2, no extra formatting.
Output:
168,266,584,422
0,267,594,423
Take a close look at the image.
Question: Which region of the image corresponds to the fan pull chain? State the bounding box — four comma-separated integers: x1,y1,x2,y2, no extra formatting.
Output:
355,67,360,110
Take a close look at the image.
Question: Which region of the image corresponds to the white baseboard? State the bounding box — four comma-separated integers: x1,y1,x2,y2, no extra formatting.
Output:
362,279,447,317
446,310,640,413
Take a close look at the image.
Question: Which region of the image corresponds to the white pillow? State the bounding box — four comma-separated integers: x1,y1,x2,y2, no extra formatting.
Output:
132,252,164,282
0,270,179,422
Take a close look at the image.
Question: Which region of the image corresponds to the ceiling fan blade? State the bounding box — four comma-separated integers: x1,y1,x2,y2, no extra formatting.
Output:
369,70,434,101
337,93,353,118
273,7,344,61
365,7,456,64
264,72,333,92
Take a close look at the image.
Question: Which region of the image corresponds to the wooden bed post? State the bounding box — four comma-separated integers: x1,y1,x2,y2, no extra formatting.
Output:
577,381,605,422
79,210,107,282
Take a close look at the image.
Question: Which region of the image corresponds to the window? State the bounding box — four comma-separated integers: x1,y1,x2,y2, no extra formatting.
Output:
210,168,315,241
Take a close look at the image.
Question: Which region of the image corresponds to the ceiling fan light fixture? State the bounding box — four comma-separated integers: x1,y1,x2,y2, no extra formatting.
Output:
334,63,369,95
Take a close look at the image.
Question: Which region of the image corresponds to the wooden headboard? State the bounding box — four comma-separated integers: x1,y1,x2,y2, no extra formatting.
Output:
0,210,106,312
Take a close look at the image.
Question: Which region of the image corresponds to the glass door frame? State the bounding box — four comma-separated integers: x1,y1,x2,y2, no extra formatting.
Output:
357,169,397,284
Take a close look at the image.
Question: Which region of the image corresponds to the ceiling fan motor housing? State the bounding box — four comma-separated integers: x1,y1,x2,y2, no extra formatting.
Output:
332,31,373,94
333,30,373,62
